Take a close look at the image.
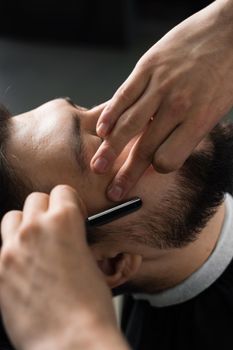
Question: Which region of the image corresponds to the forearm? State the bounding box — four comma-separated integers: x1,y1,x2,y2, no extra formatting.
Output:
218,0,233,16
216,0,233,37
169,0,233,55
189,0,233,40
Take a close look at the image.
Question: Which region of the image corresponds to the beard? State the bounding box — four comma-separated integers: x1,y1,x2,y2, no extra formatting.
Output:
87,123,233,294
87,123,233,250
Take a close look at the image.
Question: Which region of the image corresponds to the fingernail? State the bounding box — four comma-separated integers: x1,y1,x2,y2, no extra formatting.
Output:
97,122,109,137
108,185,123,201
93,157,108,173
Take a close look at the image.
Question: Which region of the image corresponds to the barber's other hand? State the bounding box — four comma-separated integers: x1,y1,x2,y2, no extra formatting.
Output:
91,0,233,201
0,185,129,350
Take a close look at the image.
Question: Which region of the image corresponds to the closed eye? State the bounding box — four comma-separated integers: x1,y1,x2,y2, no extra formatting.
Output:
62,96,77,108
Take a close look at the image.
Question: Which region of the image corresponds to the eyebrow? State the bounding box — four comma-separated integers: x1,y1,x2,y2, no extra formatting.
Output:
62,96,77,108
61,97,88,173
71,115,87,173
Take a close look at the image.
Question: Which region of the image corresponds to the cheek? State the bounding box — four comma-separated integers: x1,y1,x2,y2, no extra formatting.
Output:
82,136,159,215
84,134,102,164
84,174,114,215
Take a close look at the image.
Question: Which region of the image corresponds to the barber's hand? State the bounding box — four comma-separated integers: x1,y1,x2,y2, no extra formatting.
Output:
91,0,233,201
0,185,129,350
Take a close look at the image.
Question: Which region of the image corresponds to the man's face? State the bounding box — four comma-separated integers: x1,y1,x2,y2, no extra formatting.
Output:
7,98,175,221
4,98,227,293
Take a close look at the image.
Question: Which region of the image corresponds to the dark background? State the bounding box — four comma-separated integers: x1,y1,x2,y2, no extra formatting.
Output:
0,0,231,331
0,0,213,46
0,0,232,119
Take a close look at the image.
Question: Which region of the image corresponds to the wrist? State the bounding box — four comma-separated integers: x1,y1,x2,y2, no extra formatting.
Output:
74,324,130,350
199,0,233,51
27,318,130,350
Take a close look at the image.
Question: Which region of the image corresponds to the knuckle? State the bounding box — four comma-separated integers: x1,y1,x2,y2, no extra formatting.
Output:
156,84,166,97
116,172,133,189
24,192,39,203
26,191,46,200
1,246,18,267
137,53,159,72
119,114,139,136
19,220,41,240
117,86,132,103
156,79,172,97
49,210,64,223
1,210,20,227
126,112,142,130
154,151,179,173
170,94,191,115
193,113,209,133
135,57,150,73
52,184,74,193
62,204,78,216
101,140,118,159
135,59,150,74
50,205,77,223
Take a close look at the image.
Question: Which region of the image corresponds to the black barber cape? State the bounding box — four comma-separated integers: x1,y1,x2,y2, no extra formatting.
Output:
121,258,233,350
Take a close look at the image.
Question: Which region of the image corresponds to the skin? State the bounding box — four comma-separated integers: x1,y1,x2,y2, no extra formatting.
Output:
0,99,226,350
7,98,174,220
0,185,130,350
6,98,225,291
91,0,233,202
0,184,225,350
1,1,233,347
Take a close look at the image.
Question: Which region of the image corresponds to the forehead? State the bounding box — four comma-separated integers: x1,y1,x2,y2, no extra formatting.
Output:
36,98,74,114
6,99,83,191
11,99,75,145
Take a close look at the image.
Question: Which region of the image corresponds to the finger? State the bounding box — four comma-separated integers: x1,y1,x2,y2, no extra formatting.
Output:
23,192,49,221
1,211,23,244
106,137,150,201
106,102,182,201
153,114,212,173
91,99,111,113
85,100,112,127
89,100,111,119
48,185,87,218
91,85,161,174
96,67,150,137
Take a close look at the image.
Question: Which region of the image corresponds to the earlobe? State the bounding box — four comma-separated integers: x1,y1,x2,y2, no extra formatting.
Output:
98,253,142,289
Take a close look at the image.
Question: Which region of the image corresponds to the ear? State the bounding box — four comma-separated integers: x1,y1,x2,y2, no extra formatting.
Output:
97,252,142,289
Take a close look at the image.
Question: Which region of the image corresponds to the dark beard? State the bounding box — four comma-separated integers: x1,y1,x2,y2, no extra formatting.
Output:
88,123,233,295
87,123,233,250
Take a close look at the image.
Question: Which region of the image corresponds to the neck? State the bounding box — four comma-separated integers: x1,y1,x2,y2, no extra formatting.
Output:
137,202,225,292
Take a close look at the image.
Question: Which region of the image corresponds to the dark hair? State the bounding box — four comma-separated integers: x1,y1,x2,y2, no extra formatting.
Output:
0,105,30,222
0,106,34,350
172,123,233,246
